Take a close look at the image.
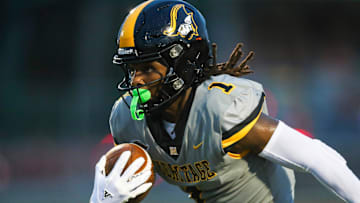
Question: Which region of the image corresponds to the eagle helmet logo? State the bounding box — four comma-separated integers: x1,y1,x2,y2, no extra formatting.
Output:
163,4,199,40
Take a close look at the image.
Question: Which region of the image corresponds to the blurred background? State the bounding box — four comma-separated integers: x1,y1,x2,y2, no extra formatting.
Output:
1,0,359,202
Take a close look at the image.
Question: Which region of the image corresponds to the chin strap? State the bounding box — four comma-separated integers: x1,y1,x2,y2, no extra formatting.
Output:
130,89,151,120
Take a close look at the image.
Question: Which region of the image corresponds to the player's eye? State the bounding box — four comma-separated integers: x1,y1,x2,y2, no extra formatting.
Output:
128,63,156,75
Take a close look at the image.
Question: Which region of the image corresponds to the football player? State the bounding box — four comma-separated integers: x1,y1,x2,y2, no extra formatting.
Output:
90,0,360,202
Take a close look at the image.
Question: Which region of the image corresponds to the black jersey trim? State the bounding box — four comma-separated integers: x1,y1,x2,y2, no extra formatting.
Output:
222,93,265,149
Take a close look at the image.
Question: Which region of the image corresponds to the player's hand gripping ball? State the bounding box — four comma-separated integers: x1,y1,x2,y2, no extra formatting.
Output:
90,143,155,203
105,143,155,203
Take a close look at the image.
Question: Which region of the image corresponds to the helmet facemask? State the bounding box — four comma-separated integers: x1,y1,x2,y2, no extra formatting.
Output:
114,41,208,118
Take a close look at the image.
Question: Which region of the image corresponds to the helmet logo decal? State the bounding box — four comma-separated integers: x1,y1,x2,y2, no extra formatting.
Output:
163,4,199,40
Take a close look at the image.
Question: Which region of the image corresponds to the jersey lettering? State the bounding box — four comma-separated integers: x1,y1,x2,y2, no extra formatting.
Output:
208,82,235,94
187,164,201,183
195,162,207,180
169,164,183,182
157,161,172,178
180,165,192,182
153,160,217,184
201,160,217,180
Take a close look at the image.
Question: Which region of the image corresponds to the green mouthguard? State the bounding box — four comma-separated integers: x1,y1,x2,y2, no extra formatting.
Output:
130,89,151,120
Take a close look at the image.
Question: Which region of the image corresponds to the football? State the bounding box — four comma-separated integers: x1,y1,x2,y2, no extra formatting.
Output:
104,143,155,203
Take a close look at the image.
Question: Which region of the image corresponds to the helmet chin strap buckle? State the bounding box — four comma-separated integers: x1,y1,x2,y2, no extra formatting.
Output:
130,89,151,120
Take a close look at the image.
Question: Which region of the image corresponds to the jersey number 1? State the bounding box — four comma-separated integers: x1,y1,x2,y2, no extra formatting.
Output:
208,82,235,94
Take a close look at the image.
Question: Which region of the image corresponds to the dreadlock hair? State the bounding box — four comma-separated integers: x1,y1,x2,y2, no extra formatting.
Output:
203,43,254,79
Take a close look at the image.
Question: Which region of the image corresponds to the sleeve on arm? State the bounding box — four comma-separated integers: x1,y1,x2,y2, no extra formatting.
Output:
259,121,360,202
109,94,132,145
221,90,265,155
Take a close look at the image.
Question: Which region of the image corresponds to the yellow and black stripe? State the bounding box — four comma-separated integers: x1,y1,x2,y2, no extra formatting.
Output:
222,93,265,156
118,0,154,48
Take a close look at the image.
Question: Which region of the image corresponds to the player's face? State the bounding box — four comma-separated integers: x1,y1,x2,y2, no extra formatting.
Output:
130,61,167,98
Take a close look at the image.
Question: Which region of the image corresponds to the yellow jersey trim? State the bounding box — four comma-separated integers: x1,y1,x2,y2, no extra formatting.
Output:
227,150,250,159
221,104,263,148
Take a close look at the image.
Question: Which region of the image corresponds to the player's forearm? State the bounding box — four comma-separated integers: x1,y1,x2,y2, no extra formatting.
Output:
309,155,360,202
259,121,360,202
